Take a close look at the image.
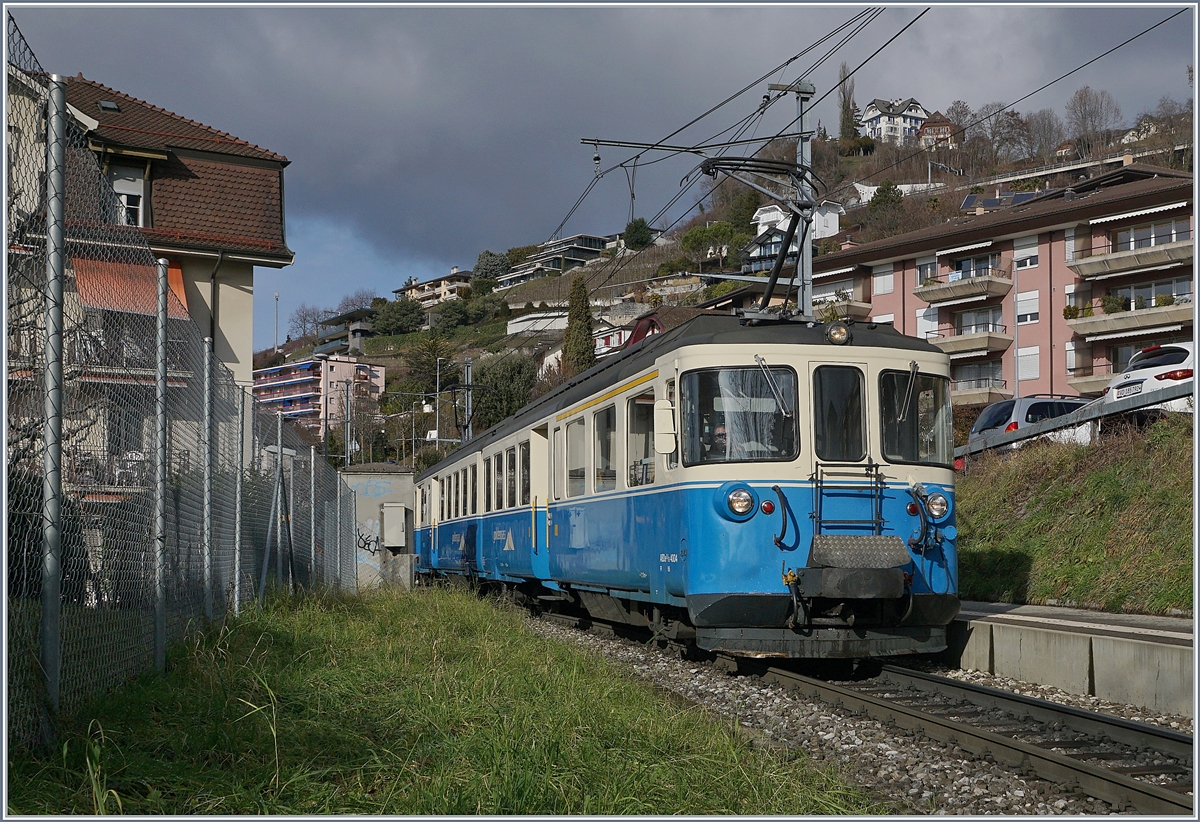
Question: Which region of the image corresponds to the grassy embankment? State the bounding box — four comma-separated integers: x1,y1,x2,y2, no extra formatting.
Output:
9,587,883,815
957,413,1193,614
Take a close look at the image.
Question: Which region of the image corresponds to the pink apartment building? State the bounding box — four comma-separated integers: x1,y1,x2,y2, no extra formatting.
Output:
811,163,1193,406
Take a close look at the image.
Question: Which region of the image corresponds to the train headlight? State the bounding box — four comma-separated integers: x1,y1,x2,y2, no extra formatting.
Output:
728,489,754,515
825,321,852,345
926,493,950,520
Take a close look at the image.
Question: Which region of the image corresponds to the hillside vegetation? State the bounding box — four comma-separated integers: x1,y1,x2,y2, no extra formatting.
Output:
956,414,1193,614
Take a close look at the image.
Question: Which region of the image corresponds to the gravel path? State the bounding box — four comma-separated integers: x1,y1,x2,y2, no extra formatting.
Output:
529,617,1192,815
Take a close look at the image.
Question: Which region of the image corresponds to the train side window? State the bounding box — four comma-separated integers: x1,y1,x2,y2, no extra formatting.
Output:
494,452,504,510
519,441,531,505
419,485,427,525
439,478,445,521
813,365,866,462
506,446,517,508
665,379,679,470
460,468,468,517
552,427,564,500
594,406,617,492
453,471,460,518
470,463,478,514
566,419,586,497
627,392,655,487
483,458,492,512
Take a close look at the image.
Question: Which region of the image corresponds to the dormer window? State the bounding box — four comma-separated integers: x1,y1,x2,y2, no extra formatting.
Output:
107,164,144,227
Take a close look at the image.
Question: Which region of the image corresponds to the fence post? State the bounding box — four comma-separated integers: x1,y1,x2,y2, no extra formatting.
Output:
309,446,316,588
275,411,284,591
336,479,342,589
350,488,357,594
286,452,295,596
154,258,169,672
40,73,67,716
203,337,213,622
233,388,245,614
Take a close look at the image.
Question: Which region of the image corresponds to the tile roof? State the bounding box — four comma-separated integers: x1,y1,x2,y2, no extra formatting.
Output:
147,154,288,256
64,76,287,164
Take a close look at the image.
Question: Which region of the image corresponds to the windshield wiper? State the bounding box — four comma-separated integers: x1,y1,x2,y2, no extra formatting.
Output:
896,360,919,423
754,355,792,418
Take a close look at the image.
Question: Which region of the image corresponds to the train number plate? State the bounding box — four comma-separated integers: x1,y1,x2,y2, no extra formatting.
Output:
1116,382,1143,399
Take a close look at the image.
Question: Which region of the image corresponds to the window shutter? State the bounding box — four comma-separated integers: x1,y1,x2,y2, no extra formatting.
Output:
872,264,894,295
1064,228,1075,262
915,307,938,340
1065,340,1076,373
1016,290,1039,322
1018,346,1040,381
872,313,894,324
1012,235,1038,262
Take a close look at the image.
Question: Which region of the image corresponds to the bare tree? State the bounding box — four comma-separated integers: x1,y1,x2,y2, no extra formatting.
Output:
335,287,378,315
1025,108,1066,163
288,302,330,339
944,100,974,144
1065,86,1123,158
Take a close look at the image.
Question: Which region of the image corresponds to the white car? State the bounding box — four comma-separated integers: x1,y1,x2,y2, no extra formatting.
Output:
1100,341,1194,413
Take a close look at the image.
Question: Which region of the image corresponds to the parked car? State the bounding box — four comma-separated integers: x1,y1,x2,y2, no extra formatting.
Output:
967,394,1093,448
1099,342,1194,413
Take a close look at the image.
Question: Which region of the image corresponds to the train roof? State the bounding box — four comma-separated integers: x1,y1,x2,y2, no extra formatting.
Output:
417,313,943,480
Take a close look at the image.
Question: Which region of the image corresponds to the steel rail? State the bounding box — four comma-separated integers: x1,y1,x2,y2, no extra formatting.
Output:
756,663,1192,815
877,665,1193,760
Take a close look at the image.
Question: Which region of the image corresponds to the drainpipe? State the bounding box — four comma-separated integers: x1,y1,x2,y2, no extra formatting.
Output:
208,250,225,345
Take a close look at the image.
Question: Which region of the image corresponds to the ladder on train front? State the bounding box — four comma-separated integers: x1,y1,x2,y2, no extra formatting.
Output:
810,459,886,537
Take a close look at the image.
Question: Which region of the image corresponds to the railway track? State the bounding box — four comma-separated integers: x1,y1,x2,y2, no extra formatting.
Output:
748,660,1193,816
540,612,1193,814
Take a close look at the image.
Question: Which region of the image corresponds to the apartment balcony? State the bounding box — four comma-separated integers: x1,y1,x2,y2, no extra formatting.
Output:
950,377,1012,407
813,298,872,321
912,264,1012,305
318,323,348,340
1064,299,1193,340
930,323,1013,357
1066,364,1117,396
314,338,349,356
1068,234,1193,280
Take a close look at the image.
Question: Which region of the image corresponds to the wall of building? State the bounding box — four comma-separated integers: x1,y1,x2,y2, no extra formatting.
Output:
177,257,256,386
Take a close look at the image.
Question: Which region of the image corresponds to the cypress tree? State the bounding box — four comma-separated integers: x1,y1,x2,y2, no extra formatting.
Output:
563,273,596,374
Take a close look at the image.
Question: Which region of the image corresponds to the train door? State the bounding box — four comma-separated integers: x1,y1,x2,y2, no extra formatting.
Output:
529,425,550,580
807,361,879,539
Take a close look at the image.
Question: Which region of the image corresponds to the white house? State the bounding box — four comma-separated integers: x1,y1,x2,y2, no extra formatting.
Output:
859,98,929,146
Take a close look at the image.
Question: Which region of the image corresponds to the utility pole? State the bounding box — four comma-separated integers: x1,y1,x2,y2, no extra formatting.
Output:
274,291,280,352
435,357,448,450
344,378,352,466
768,81,815,316
463,357,473,443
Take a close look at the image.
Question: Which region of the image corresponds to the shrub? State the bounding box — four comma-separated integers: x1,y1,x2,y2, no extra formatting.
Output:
1081,302,1095,317
1062,304,1079,320
1155,294,1176,307
1099,294,1128,314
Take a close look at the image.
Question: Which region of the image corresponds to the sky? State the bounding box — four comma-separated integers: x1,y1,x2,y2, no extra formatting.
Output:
9,4,1195,350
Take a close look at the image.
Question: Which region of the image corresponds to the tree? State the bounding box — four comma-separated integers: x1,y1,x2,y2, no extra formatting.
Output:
373,297,424,336
473,249,510,282
336,287,377,314
944,100,973,144
469,276,498,297
563,273,595,375
1025,108,1066,163
623,217,653,250
472,354,539,431
406,335,459,396
868,179,903,211
1065,86,1122,158
288,302,329,339
680,224,712,272
705,221,737,267
837,61,858,140
432,299,469,336
727,188,761,236
506,244,538,268
466,292,505,324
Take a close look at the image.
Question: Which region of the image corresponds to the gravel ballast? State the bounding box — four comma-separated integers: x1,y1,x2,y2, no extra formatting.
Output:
528,618,1192,815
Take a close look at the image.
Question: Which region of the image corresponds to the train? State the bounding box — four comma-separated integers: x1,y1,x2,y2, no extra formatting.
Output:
413,312,960,659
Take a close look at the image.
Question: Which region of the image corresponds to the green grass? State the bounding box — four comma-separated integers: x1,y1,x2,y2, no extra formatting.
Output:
9,587,883,815
957,414,1193,613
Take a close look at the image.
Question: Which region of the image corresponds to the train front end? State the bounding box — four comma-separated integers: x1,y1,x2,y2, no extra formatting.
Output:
671,325,959,658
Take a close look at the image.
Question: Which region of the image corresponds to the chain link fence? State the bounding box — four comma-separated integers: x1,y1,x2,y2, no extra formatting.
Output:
6,16,358,748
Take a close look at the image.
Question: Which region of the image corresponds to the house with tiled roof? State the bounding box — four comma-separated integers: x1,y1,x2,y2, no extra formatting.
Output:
64,75,293,384
810,161,1193,406
859,98,928,146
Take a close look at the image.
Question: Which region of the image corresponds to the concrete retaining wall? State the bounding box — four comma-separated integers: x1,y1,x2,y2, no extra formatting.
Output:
947,619,1193,718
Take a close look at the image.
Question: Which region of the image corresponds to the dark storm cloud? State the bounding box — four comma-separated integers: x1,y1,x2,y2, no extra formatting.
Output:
12,5,1195,268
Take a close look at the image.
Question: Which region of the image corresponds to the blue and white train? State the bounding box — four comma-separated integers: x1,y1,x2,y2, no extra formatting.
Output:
414,313,959,658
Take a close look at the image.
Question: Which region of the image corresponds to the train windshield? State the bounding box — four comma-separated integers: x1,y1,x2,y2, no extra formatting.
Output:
879,370,954,467
681,367,798,465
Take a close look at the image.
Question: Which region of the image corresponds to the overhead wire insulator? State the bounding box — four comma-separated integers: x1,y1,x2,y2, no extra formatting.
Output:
592,144,602,177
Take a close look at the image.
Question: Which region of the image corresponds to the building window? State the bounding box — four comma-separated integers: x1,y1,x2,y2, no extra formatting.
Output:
951,253,1000,281
872,264,894,295
1017,346,1040,381
1111,218,1190,252
916,258,937,284
956,305,1002,335
1016,290,1040,325
107,165,145,227
952,359,1004,391
813,279,853,306
1111,277,1191,310
1013,236,1038,269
